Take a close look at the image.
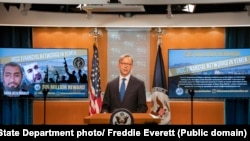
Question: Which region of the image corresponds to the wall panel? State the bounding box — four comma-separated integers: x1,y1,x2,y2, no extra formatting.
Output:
32,27,225,125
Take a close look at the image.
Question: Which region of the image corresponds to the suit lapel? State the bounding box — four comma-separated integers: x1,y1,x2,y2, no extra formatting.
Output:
114,77,122,103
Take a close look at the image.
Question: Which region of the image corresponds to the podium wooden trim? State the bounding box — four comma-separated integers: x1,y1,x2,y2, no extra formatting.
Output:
84,113,161,124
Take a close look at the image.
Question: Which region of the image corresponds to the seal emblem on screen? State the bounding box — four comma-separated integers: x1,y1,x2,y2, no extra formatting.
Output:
73,57,85,69
34,84,41,91
176,87,184,96
110,108,134,125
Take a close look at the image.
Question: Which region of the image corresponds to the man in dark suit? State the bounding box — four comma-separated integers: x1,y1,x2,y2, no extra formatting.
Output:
101,54,148,113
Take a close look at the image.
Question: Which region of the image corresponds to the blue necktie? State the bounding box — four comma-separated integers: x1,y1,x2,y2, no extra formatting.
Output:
120,78,126,102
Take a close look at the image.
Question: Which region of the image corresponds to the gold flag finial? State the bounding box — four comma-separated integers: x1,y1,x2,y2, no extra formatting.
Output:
90,27,103,45
153,27,166,46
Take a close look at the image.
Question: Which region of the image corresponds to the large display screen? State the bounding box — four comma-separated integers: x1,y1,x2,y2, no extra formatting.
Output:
168,48,250,98
0,48,88,98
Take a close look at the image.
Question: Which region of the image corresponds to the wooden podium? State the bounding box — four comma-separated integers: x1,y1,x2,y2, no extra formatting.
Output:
84,113,161,124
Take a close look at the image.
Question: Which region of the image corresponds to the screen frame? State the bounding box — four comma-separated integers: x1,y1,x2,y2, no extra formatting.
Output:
0,47,89,99
168,48,250,99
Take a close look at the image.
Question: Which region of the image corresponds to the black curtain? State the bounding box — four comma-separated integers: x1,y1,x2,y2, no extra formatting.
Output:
0,26,33,125
225,27,250,124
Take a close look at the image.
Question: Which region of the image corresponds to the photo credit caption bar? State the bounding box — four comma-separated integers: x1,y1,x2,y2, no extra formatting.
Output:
0,126,248,139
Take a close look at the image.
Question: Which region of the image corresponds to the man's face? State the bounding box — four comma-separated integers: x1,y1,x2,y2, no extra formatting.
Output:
118,57,133,77
23,63,42,83
3,65,22,90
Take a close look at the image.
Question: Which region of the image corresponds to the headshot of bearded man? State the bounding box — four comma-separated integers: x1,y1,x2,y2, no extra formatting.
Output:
3,62,23,91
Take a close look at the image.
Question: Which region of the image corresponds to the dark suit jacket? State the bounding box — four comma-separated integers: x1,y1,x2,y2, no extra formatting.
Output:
101,75,148,113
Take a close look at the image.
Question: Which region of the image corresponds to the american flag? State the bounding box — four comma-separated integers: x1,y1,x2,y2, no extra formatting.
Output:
89,44,102,116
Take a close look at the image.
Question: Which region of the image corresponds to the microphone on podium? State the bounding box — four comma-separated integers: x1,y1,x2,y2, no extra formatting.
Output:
42,88,49,125
188,89,195,97
188,89,195,125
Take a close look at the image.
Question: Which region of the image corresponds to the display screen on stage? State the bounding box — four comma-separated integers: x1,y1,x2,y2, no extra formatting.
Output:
168,48,250,98
0,48,88,98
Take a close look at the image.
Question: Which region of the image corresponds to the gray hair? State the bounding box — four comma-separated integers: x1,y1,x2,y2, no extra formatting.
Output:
118,54,134,64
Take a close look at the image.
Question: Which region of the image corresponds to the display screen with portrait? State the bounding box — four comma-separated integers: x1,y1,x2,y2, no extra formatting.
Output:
0,48,88,98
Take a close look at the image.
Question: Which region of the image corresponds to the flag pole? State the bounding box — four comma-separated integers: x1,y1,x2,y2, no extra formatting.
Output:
155,27,193,125
151,28,171,125
88,27,103,116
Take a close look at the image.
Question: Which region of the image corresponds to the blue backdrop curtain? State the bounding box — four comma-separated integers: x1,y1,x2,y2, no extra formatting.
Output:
225,27,250,124
0,26,33,125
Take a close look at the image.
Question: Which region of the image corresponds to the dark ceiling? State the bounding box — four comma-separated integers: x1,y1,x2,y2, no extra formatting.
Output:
3,3,249,15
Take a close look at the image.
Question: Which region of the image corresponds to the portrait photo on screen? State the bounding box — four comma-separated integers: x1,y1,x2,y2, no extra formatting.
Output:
0,48,88,98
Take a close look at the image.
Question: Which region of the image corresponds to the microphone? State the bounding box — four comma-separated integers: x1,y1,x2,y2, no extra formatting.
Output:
42,88,49,125
42,88,49,98
188,89,195,125
188,89,195,97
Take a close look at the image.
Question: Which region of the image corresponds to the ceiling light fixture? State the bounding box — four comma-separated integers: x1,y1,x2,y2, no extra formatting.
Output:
76,2,145,13
122,12,134,18
108,0,121,4
77,4,93,19
182,4,196,13
76,4,83,10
